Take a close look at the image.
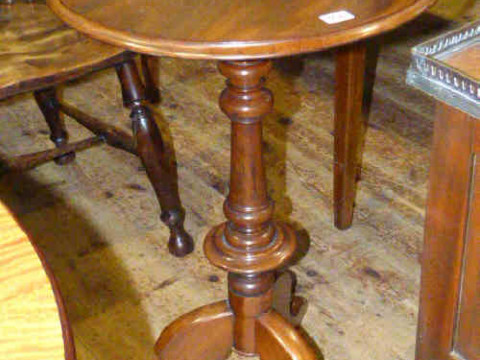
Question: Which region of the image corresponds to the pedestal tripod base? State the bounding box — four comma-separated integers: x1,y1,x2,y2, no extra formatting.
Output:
154,301,233,360
154,301,317,360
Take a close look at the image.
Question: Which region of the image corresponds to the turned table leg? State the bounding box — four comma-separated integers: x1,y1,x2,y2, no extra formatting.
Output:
116,59,193,257
155,60,316,360
34,87,76,165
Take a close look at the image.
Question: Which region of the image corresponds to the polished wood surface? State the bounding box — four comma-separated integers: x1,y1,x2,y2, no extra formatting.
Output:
455,127,480,360
206,59,300,356
410,20,480,360
333,42,368,229
45,0,438,358
415,103,475,360
154,301,234,360
0,1,127,99
0,202,75,360
48,0,434,59
157,60,317,359
3,10,478,357
204,60,296,275
116,60,194,257
257,310,317,360
441,42,480,79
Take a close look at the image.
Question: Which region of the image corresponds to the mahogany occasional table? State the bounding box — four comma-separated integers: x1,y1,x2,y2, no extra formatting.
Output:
47,0,434,358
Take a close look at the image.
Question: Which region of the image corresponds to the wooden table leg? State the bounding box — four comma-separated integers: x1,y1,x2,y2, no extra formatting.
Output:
116,59,193,257
155,60,317,360
333,40,382,230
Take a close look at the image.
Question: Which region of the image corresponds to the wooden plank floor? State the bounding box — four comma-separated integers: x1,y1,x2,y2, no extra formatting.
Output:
0,7,478,360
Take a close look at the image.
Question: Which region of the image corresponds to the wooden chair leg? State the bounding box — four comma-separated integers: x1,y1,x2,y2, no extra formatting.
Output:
333,41,372,230
141,54,161,104
34,87,76,165
116,59,194,257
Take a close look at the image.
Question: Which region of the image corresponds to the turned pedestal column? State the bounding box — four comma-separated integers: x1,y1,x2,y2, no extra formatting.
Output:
154,60,316,360
206,59,297,356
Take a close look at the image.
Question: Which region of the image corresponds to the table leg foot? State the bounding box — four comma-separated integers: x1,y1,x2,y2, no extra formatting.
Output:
257,311,318,360
161,209,194,258
154,301,234,360
155,301,318,360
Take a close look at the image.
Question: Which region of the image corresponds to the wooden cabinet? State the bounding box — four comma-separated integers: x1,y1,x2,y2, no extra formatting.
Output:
416,104,480,360
407,21,480,360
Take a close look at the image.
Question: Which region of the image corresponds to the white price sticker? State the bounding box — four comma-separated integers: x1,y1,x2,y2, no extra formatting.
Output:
319,10,355,24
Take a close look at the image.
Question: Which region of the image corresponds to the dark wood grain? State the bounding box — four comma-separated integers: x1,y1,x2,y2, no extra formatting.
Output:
455,128,480,360
34,87,76,165
141,55,161,104
58,102,137,155
154,301,234,360
0,136,103,172
156,60,317,359
334,42,367,230
116,60,194,257
0,1,128,100
48,0,435,59
204,60,296,274
1,1,192,257
45,0,440,358
415,103,475,360
257,310,317,360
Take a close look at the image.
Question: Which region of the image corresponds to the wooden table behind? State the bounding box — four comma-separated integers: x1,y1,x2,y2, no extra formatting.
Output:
0,202,74,360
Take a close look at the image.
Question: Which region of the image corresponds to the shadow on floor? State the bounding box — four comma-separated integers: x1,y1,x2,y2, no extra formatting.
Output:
0,170,156,360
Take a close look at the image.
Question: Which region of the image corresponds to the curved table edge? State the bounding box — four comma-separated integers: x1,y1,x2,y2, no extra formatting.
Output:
48,0,436,60
7,208,77,360
31,239,77,360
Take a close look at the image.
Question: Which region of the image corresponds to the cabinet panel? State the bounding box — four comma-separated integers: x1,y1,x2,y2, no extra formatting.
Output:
416,104,476,360
454,153,480,360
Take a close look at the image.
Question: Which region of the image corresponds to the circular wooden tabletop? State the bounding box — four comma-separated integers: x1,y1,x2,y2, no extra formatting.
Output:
0,203,75,360
48,0,435,60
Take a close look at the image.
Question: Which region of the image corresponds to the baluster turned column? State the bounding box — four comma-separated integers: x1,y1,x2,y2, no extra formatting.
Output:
204,60,296,356
155,59,316,360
